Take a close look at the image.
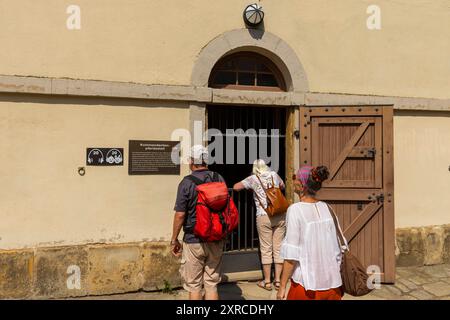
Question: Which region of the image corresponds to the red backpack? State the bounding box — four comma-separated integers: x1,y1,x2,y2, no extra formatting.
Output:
187,172,239,242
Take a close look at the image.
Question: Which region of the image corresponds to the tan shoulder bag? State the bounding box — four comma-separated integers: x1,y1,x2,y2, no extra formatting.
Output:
254,174,290,217
327,204,374,297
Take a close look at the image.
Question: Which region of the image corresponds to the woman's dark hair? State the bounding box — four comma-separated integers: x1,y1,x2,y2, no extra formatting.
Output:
304,166,329,195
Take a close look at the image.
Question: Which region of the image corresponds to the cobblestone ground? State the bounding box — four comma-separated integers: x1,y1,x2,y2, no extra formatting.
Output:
75,264,450,300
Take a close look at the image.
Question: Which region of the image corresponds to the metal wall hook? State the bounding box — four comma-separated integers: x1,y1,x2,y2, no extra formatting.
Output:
78,167,86,176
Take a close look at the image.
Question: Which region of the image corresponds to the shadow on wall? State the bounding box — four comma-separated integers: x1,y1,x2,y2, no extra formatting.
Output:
247,23,265,40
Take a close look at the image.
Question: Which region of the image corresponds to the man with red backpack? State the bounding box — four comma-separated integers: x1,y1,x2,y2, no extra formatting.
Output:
170,145,238,300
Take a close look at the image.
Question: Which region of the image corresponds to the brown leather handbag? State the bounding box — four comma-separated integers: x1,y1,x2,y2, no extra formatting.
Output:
254,174,290,217
327,204,374,297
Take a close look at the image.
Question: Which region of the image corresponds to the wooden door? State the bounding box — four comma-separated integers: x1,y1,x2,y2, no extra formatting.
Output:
300,106,395,283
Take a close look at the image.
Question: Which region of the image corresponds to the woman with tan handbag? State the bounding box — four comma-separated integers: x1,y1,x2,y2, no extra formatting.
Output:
233,159,288,291
277,165,348,300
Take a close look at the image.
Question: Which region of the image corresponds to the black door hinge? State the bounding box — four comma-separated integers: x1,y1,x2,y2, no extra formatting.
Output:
376,193,384,204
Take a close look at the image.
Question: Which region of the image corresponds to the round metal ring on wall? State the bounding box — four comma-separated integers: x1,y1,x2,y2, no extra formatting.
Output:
78,167,86,176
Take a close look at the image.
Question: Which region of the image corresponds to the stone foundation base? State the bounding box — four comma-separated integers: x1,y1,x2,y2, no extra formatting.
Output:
0,242,181,299
395,224,450,267
1,223,449,299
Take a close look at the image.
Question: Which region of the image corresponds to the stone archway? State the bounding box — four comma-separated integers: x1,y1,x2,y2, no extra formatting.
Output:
191,28,309,93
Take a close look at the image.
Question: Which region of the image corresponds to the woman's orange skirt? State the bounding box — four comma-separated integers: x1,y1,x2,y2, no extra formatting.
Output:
287,280,343,300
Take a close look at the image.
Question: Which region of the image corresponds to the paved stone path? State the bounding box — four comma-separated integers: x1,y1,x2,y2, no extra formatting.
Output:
75,264,450,300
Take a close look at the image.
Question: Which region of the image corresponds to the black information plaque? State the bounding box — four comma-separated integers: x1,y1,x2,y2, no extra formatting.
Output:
128,140,180,175
86,148,124,166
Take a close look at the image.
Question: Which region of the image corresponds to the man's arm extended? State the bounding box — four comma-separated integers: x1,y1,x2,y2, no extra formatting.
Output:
170,211,185,257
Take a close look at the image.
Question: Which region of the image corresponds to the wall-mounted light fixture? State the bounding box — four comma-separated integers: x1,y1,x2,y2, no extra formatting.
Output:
243,3,264,27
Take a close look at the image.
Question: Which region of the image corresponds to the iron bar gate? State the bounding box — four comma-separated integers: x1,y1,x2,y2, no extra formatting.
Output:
207,105,286,257
226,188,258,252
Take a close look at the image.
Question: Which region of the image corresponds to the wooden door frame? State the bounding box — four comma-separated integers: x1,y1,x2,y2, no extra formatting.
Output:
382,106,395,283
299,105,395,283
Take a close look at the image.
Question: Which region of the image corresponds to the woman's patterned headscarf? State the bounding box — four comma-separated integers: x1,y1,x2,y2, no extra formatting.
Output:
296,166,313,187
296,165,322,186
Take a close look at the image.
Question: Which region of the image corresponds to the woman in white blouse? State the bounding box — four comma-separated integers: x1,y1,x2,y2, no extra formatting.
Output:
277,165,348,300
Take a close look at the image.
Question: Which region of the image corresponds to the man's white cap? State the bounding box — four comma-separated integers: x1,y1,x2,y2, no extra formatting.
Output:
190,145,209,164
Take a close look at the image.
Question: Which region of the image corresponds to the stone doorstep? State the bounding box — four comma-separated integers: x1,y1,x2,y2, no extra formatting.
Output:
222,271,262,283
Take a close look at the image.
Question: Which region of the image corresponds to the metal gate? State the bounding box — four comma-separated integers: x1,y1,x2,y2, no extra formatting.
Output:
207,105,286,274
227,189,258,252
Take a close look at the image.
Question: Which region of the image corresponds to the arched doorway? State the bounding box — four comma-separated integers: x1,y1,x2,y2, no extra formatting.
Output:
194,29,395,283
207,51,289,279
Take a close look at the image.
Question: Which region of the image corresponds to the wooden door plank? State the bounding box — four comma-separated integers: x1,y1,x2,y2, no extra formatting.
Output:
324,180,375,188
311,117,320,166
372,209,382,271
317,188,380,201
382,106,395,283
348,146,376,158
285,107,296,203
313,116,376,124
374,117,383,188
365,214,372,268
329,121,370,180
299,107,311,166
378,211,384,274
308,106,383,117
343,202,383,242
374,207,384,272
314,117,376,124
